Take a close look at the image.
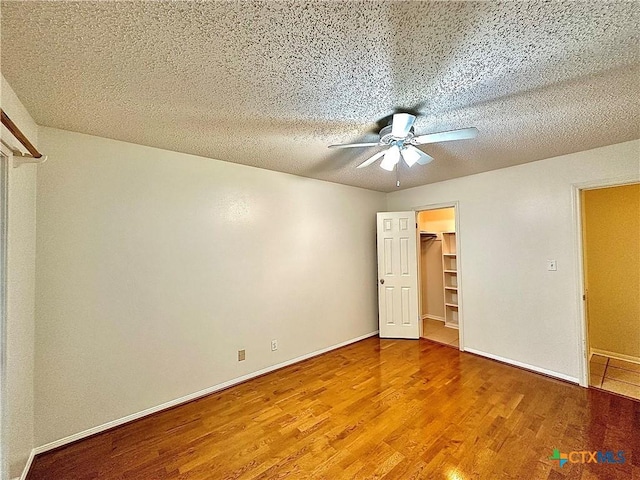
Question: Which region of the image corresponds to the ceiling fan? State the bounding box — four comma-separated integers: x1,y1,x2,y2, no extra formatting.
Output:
329,113,478,171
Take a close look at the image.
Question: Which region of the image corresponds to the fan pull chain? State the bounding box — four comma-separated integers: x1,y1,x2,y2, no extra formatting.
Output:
396,163,400,188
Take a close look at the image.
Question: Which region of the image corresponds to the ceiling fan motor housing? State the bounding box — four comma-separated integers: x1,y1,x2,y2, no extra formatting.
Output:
379,125,415,146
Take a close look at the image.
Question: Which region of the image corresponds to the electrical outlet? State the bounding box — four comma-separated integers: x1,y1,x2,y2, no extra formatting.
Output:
271,339,278,351
238,349,245,361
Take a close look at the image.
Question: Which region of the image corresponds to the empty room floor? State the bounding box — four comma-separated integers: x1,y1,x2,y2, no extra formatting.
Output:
27,338,639,479
422,318,459,348
590,354,640,401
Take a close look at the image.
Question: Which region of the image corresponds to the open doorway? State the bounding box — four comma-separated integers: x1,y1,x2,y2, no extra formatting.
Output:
581,182,640,400
416,205,461,349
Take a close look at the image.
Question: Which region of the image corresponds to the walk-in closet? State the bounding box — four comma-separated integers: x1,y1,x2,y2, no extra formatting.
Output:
418,207,460,348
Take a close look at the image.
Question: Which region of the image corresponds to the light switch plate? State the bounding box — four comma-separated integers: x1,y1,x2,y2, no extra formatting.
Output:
547,260,557,271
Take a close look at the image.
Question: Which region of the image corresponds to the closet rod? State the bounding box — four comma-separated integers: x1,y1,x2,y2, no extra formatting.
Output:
1,108,43,158
420,232,438,240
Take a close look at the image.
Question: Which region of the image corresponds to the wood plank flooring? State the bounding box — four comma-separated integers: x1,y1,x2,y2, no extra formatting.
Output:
27,338,639,479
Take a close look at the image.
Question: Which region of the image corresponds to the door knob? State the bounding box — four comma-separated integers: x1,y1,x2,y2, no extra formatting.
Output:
380,279,385,284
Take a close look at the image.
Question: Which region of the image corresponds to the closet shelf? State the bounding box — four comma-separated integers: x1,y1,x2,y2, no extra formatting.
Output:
441,231,459,328
420,232,438,241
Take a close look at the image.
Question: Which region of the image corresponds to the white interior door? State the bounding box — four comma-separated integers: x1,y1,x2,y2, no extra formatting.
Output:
377,211,419,339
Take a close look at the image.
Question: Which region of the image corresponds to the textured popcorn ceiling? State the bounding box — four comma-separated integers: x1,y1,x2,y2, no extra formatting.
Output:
1,1,639,192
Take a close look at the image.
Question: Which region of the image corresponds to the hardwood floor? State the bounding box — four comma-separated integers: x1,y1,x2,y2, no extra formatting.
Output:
27,338,639,479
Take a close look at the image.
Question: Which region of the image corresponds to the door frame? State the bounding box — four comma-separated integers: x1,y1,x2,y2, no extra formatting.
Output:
413,201,463,351
0,150,9,480
572,174,640,387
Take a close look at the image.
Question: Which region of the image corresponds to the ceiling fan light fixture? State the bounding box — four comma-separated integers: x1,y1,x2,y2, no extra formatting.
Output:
401,146,420,167
405,145,434,166
380,145,401,171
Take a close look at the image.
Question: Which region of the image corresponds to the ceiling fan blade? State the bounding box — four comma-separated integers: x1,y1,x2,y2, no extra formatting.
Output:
391,113,416,138
401,145,433,167
380,145,401,171
356,150,386,169
328,142,380,149
413,127,478,145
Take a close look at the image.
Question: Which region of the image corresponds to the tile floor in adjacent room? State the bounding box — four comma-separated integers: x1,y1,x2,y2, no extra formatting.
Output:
422,318,459,348
589,354,640,401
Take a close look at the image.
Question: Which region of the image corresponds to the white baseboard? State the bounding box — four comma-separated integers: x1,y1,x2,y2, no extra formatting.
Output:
422,314,444,322
590,348,640,365
14,448,35,480
33,331,379,456
464,347,579,384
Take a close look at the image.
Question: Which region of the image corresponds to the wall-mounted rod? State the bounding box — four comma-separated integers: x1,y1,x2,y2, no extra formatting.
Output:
1,108,42,158
0,139,47,167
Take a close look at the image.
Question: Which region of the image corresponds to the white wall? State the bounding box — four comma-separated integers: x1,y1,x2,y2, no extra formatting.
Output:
34,127,385,446
388,140,640,381
1,76,38,479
